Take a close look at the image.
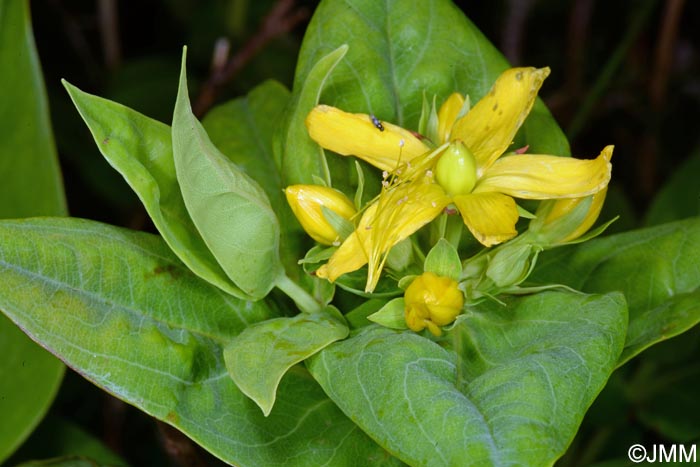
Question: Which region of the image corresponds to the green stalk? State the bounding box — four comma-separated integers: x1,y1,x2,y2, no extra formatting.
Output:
275,274,322,314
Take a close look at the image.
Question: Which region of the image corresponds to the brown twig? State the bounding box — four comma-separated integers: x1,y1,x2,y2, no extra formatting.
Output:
193,0,309,117
98,0,122,70
638,0,685,199
649,0,685,107
157,421,209,467
546,0,594,124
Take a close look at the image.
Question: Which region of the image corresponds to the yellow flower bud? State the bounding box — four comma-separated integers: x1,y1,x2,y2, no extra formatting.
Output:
532,187,608,244
284,185,356,245
404,272,464,336
434,141,478,196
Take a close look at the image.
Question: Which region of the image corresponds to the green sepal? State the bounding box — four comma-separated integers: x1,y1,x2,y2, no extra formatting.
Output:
367,298,408,330
424,238,462,281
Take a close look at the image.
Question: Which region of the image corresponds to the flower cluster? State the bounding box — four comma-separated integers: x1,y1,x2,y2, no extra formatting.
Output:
285,67,613,336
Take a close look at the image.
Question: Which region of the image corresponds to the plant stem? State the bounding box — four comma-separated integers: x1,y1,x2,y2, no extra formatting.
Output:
275,274,322,314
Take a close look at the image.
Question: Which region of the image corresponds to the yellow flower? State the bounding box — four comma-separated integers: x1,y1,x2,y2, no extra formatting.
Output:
284,184,356,245
404,272,464,336
308,67,613,291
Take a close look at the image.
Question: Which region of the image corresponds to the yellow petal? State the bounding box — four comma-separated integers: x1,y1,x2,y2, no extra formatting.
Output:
544,187,608,243
453,192,519,247
305,105,431,171
364,180,450,291
317,178,450,292
451,67,550,172
284,185,356,245
474,145,613,199
437,93,465,143
316,203,377,282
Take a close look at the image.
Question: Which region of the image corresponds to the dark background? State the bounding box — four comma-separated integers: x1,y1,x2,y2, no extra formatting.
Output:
12,1,699,465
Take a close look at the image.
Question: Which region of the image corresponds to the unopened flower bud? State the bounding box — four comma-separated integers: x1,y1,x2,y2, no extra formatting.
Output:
434,141,478,196
284,185,356,245
531,188,607,245
404,272,464,336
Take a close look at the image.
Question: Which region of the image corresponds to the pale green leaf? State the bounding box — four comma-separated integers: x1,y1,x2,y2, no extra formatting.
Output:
172,49,282,299
63,81,244,299
367,298,407,330
224,310,349,415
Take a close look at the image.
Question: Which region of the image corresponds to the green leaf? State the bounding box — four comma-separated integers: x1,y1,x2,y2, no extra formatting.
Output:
278,44,348,185
0,217,399,467
531,218,700,366
9,416,127,467
172,48,282,299
0,315,64,462
309,291,627,466
645,151,700,226
292,0,569,157
0,0,67,218
0,1,66,461
424,239,461,281
63,81,245,299
224,310,349,416
202,80,313,284
637,366,700,443
202,80,289,213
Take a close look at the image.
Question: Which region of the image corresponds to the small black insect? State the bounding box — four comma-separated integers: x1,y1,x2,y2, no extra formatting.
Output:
370,114,385,132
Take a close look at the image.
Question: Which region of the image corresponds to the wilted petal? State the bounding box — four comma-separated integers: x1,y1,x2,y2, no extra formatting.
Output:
317,179,450,291
306,105,430,171
453,192,519,247
437,93,465,143
315,203,377,282
474,145,614,199
451,67,550,173
364,180,451,291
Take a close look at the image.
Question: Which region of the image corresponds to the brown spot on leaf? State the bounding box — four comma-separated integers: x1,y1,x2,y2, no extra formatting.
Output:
145,264,181,280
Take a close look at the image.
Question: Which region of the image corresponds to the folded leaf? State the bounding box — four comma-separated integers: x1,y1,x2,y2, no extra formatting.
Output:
172,49,282,299
63,81,245,299
279,44,348,185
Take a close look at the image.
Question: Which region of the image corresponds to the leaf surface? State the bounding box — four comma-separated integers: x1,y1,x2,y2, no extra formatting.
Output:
0,217,399,467
531,218,700,365
172,50,282,299
224,310,348,415
285,0,569,175
0,1,66,461
309,292,626,466
64,81,243,298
